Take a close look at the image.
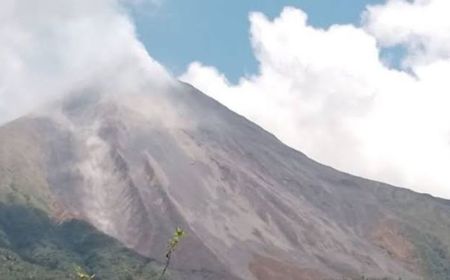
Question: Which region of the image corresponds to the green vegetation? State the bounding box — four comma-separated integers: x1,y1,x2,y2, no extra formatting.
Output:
0,202,165,280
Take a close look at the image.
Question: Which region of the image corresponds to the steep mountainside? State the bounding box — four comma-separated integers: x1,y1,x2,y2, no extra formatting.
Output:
0,81,449,280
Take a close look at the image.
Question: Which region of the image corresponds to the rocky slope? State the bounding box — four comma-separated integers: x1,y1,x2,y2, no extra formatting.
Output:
0,80,450,280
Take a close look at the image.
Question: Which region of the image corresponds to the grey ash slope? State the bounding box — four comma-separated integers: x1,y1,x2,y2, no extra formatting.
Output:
1,81,450,280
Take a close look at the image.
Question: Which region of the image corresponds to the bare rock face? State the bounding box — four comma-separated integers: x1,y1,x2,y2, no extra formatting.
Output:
1,81,450,280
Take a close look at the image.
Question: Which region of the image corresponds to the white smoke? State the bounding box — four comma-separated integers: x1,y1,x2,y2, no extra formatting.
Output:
0,0,170,123
180,1,450,199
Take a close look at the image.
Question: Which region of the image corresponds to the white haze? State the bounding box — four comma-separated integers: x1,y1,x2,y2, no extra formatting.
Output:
181,0,450,199
0,0,170,124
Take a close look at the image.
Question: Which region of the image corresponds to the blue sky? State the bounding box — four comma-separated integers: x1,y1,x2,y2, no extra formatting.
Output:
132,0,384,83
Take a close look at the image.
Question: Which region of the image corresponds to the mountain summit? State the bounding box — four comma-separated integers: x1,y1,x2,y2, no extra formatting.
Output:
0,81,449,280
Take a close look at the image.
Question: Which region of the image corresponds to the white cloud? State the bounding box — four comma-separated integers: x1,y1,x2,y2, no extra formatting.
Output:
180,1,450,199
364,0,450,67
0,0,170,123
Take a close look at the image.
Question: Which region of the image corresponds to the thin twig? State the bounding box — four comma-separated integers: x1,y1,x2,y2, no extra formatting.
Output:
158,252,171,280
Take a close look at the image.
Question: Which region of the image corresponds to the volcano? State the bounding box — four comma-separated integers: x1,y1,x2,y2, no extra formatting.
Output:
0,79,449,280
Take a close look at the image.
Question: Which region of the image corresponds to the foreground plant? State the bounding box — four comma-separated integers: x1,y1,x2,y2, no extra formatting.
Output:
159,227,185,280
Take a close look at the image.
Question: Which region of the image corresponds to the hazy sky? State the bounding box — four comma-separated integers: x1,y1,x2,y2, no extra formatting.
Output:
1,0,450,199
132,0,384,82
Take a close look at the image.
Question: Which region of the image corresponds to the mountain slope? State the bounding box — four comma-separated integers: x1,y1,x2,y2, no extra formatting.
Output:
0,81,449,280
